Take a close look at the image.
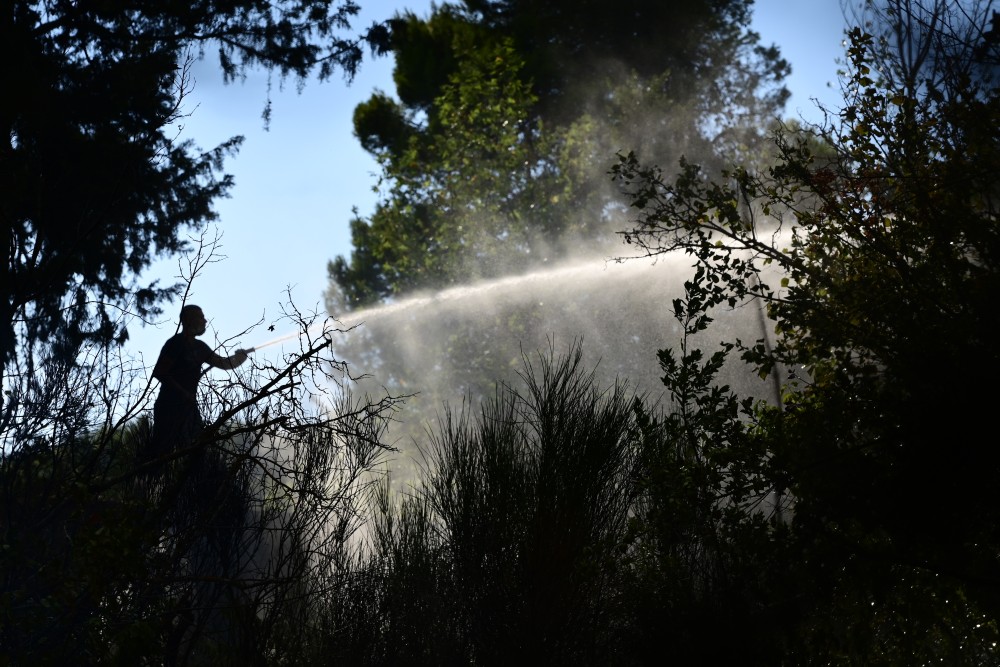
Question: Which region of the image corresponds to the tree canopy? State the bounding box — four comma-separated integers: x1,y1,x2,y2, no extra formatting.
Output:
328,0,789,307
1,0,391,365
614,0,1000,658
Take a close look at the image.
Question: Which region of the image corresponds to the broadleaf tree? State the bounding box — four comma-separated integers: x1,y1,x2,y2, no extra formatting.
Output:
612,0,1000,659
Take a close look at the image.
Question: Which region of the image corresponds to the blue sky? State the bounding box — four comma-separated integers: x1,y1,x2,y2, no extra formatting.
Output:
125,0,853,363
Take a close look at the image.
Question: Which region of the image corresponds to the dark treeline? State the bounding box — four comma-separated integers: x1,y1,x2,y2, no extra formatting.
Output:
3,0,1000,664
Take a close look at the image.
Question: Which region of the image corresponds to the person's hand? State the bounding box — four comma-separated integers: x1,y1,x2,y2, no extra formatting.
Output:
234,349,250,365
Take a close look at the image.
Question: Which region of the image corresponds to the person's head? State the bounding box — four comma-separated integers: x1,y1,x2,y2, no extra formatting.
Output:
180,304,207,336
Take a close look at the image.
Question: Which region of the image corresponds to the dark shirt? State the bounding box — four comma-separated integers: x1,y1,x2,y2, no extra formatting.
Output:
153,334,213,407
148,334,214,462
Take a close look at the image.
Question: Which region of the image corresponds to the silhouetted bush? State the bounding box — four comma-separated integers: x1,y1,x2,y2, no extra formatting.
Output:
0,304,396,665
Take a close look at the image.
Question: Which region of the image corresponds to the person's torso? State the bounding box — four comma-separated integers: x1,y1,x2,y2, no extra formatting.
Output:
156,335,211,403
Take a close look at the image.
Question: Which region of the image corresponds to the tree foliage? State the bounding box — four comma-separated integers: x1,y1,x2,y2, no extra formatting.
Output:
613,0,1000,659
1,0,391,364
332,37,557,301
328,0,790,307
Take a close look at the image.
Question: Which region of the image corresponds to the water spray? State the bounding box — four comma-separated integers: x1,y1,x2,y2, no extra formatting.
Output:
243,255,662,354
244,329,302,353
245,316,349,353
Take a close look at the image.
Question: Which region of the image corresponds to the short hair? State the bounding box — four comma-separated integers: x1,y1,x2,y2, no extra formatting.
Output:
180,304,202,325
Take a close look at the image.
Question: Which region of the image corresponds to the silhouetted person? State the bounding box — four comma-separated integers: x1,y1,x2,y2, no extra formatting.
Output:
149,304,248,471
149,304,251,661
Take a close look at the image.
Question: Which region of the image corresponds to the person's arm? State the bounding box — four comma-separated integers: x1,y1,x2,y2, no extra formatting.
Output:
207,348,249,370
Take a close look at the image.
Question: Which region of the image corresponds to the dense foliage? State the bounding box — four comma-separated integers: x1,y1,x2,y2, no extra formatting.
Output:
613,0,1000,659
318,343,784,665
328,0,789,306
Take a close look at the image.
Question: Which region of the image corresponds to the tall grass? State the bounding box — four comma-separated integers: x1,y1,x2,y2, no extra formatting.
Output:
321,342,649,664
